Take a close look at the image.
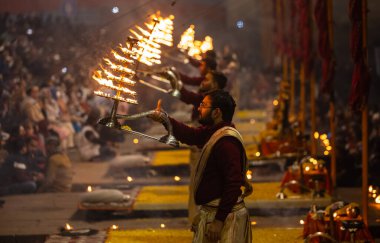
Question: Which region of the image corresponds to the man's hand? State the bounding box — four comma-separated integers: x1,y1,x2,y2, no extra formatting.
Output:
205,219,224,242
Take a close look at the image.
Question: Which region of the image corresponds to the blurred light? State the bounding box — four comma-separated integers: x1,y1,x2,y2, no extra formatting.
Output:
326,145,332,151
324,151,329,156
299,219,305,225
323,139,330,146
250,119,256,124
236,20,244,29
246,170,253,180
133,138,139,144
320,134,327,140
87,185,92,192
376,195,380,204
61,67,68,74
160,223,166,228
273,99,279,106
255,152,260,157
333,212,338,218
65,223,73,230
110,225,119,230
251,221,257,225
112,6,119,14
313,132,319,139
174,176,181,181
369,185,373,192
127,176,133,182
26,28,33,35
305,166,310,172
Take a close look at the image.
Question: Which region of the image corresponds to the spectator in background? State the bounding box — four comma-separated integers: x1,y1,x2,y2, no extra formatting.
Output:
74,109,117,162
37,136,73,193
0,138,40,196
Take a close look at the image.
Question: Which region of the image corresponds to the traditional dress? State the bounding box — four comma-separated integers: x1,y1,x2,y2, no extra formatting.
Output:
170,119,252,243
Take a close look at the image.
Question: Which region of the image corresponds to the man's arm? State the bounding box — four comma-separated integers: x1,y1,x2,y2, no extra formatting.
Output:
179,73,204,86
179,86,203,107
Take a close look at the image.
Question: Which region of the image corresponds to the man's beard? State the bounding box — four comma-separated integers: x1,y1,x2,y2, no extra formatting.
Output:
198,112,214,126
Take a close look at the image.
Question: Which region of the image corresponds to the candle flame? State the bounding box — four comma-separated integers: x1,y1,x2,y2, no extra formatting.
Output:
65,223,73,230
87,186,92,192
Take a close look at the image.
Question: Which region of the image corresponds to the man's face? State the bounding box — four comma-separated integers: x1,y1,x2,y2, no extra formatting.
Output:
198,96,214,126
200,73,217,93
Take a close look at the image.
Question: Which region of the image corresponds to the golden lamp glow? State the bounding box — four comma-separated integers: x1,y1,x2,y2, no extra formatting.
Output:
251,221,257,226
65,223,73,230
87,186,92,192
299,219,305,225
160,223,166,228
323,139,330,146
200,36,213,53
174,176,181,181
320,134,328,140
255,152,260,157
246,170,253,180
178,25,195,52
92,38,139,105
188,40,202,60
369,185,373,192
133,138,139,144
326,146,332,151
273,99,279,106
127,176,133,182
375,195,380,204
324,151,329,156
313,132,319,139
147,13,174,47
110,225,119,230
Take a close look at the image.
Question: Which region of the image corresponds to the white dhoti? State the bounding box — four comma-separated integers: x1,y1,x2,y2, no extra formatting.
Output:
192,200,252,243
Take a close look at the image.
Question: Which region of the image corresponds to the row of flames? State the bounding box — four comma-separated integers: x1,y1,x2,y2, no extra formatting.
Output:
92,11,213,105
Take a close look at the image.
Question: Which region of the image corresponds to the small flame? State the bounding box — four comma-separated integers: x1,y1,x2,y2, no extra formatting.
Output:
127,176,133,182
133,138,139,144
273,99,279,106
87,186,92,192
246,170,253,180
174,176,181,182
320,134,328,140
375,195,380,204
111,225,119,230
299,219,305,225
255,152,260,157
251,221,257,225
178,25,195,52
314,132,319,139
65,223,73,230
160,223,166,228
369,185,373,192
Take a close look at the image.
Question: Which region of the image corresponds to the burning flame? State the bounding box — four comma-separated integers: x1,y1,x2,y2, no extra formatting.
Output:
65,223,73,230
200,36,213,53
87,186,92,192
376,195,380,204
92,38,139,105
111,225,119,230
178,25,195,52
146,13,174,47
